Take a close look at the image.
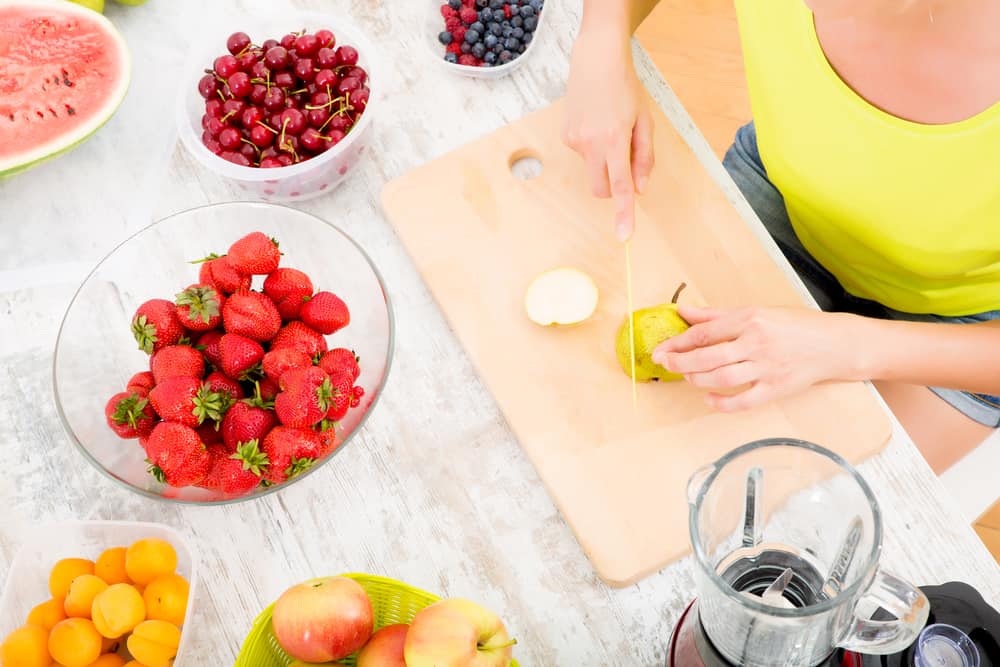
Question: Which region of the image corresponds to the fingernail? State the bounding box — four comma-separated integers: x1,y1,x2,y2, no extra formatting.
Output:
615,222,631,242
636,176,648,194
653,352,668,368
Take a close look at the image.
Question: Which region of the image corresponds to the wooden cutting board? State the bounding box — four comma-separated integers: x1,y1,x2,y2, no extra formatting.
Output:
381,98,892,587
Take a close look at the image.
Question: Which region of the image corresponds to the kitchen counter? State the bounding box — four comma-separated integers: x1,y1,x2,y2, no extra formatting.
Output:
1,1,997,664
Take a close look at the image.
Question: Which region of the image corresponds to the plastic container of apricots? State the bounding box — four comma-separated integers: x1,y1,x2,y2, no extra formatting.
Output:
0,521,198,666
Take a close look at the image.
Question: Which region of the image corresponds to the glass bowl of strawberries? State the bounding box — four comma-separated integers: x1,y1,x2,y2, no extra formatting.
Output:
176,14,378,202
54,202,394,504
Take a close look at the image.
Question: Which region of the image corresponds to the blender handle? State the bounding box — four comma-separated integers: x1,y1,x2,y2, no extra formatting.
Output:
837,569,931,655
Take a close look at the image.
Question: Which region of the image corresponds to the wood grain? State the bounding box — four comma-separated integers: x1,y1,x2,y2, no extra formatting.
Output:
0,1,998,665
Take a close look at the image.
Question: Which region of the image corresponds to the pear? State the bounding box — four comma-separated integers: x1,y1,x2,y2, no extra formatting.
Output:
68,0,105,12
525,267,599,327
615,283,689,381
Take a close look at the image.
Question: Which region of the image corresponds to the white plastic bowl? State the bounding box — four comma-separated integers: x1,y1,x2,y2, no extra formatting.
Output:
177,13,379,202
0,521,198,665
424,0,548,79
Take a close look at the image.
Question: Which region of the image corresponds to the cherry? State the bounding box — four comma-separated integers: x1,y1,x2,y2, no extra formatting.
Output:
314,69,338,89
251,60,268,79
307,107,329,128
263,87,285,112
221,151,252,166
279,33,297,50
218,126,242,150
327,129,346,147
336,76,361,95
276,153,295,167
222,98,246,118
241,105,265,129
228,71,252,98
261,38,279,51
280,108,307,135
201,114,212,130
300,127,326,152
290,91,310,107
250,124,274,148
279,134,300,153
205,98,223,118
346,66,367,84
335,45,359,66
264,46,290,70
249,84,267,105
274,71,295,88
239,142,257,159
260,157,283,168
204,137,222,155
198,74,218,99
294,33,320,57
315,29,336,49
326,114,351,133
268,112,284,128
309,91,331,107
238,51,258,72
316,47,337,69
206,116,228,136
260,146,278,159
227,32,252,56
214,54,240,78
293,58,316,82
351,87,370,113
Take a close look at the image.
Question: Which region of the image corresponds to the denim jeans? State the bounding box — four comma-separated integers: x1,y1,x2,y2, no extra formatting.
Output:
722,121,1000,427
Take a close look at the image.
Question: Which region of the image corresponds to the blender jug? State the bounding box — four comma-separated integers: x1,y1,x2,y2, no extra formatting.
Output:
687,438,929,667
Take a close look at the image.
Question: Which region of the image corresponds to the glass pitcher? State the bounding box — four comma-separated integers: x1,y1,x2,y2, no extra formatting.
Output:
687,438,930,667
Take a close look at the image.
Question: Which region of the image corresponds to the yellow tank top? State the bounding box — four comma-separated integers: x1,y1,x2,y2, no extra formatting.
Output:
733,0,1000,316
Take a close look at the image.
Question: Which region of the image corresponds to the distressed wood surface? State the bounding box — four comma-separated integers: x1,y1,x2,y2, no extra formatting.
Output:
0,1,997,665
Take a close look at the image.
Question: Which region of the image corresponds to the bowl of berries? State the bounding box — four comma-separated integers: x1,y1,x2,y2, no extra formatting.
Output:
429,0,546,76
53,202,394,504
176,14,377,201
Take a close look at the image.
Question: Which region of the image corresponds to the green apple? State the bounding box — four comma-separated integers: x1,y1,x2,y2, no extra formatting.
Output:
404,598,516,667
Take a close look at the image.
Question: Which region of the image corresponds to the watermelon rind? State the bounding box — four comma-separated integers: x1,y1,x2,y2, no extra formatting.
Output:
0,0,132,178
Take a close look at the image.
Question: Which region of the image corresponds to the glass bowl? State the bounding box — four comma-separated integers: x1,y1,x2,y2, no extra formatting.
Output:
53,202,394,504
176,12,379,202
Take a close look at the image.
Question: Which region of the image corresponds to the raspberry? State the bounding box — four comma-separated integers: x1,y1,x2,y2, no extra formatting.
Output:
459,7,478,24
445,16,461,30
452,26,467,42
446,41,462,55
503,4,512,18
440,4,456,18
458,54,478,66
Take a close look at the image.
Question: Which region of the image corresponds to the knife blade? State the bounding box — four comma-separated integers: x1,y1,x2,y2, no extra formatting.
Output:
625,240,637,411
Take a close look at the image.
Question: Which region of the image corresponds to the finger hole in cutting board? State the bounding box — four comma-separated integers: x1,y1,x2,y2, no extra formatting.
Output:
509,148,543,180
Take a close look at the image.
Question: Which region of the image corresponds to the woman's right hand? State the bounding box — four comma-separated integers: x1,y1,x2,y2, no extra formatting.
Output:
563,22,655,242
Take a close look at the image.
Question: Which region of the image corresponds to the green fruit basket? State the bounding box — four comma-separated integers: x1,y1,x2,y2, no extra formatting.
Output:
235,573,519,666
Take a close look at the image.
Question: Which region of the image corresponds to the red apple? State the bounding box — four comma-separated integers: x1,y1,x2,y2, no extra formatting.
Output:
272,576,374,662
404,598,516,667
357,623,408,667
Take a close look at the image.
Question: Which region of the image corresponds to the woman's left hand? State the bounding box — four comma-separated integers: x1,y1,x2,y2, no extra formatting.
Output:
651,304,865,412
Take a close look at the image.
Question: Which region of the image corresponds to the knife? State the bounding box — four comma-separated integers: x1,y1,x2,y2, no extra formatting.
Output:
625,240,637,411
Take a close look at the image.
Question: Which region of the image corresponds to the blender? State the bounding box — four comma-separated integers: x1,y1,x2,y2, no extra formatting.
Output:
668,438,931,667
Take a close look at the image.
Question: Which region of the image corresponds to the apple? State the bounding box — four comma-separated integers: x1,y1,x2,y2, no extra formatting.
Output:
357,623,408,667
271,576,373,662
404,598,516,667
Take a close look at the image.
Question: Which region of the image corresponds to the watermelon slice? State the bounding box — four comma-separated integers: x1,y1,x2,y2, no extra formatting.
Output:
0,1,131,177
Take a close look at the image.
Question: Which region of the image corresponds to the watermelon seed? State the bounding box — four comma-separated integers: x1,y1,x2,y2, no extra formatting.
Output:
65,105,76,116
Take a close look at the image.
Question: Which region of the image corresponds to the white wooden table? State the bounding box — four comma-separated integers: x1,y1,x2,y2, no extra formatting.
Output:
1,1,998,664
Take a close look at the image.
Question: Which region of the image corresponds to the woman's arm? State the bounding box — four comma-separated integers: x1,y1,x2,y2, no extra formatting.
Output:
564,0,664,241
651,305,1000,411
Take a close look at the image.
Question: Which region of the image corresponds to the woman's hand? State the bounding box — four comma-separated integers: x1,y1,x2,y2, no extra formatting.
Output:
563,23,654,242
651,304,866,411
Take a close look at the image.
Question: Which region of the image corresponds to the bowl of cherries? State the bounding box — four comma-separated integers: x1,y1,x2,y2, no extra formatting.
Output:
177,14,377,202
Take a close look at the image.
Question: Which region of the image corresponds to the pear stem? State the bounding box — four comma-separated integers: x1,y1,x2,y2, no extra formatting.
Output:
671,282,688,305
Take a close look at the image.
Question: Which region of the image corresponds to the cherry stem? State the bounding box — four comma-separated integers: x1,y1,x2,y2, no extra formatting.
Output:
255,121,278,134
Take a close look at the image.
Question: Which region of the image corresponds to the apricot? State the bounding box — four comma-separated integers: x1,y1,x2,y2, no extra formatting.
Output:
92,583,145,639
142,575,189,627
26,597,67,630
101,635,121,653
49,558,95,599
65,574,109,618
0,624,51,667
48,618,102,667
95,547,130,585
126,620,180,667
125,540,176,586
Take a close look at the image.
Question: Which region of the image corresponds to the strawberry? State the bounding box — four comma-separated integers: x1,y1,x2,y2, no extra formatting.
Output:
261,425,322,484
205,370,244,404
270,321,328,357
227,232,281,275
196,421,223,446
196,441,269,496
300,291,350,335
175,284,225,332
325,370,353,422
197,255,251,294
196,330,225,369
220,384,277,451
105,391,157,439
148,377,226,427
263,268,314,320
258,376,280,401
315,423,342,458
223,290,282,342
218,333,265,380
317,348,360,383
145,422,211,487
132,299,185,354
151,345,205,384
126,371,156,396
275,366,333,427
262,347,313,383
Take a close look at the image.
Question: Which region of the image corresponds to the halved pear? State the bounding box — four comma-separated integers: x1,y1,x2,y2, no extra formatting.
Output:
525,267,599,326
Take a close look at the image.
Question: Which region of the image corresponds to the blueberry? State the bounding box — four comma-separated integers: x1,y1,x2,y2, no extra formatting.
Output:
504,36,519,49
438,31,453,45
531,0,543,9
484,50,497,64
492,8,505,21
465,29,480,43
471,42,486,58
489,0,503,7
476,0,489,7
445,52,459,63
502,26,513,37
511,15,523,27
484,33,499,48
512,26,524,38
448,0,461,8
461,42,472,53
510,5,520,15
523,31,533,44
499,49,513,63
520,5,535,16
471,21,485,33
489,22,502,36
492,42,503,54
523,16,538,31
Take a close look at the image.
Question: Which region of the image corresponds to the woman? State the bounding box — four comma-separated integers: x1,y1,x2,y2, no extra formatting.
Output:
564,0,1000,473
